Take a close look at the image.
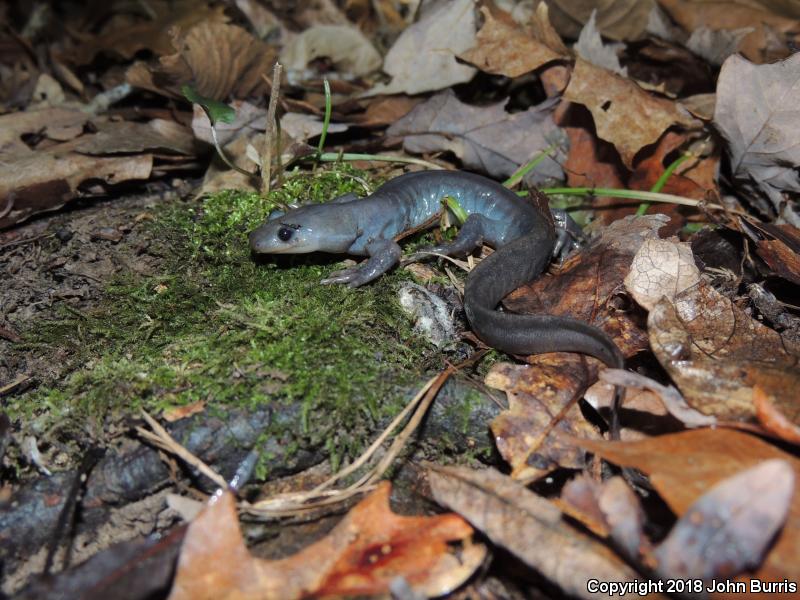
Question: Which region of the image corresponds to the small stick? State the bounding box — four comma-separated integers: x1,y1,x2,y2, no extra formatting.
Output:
261,62,283,195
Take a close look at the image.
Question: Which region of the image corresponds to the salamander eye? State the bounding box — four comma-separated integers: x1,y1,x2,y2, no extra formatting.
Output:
277,226,294,242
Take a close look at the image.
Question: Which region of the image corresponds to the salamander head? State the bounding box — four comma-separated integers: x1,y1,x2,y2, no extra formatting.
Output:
248,205,356,254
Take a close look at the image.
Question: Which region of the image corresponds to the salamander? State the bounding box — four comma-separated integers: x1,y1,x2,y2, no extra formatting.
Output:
248,170,624,370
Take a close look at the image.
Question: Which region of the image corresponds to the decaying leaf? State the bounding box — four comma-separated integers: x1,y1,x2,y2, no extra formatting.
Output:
578,428,800,581
363,0,477,96
126,22,276,100
67,1,228,66
485,357,605,480
624,239,701,312
0,147,153,229
649,279,800,420
0,107,89,153
563,58,699,167
574,10,627,75
427,465,644,600
387,89,565,183
459,6,567,78
558,473,651,562
714,52,800,224
168,483,481,600
505,214,664,358
545,0,655,41
753,385,800,445
280,25,381,77
655,459,795,580
658,0,800,62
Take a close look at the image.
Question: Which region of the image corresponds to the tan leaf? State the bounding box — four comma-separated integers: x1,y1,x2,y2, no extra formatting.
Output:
459,6,566,78
280,25,381,77
563,58,699,167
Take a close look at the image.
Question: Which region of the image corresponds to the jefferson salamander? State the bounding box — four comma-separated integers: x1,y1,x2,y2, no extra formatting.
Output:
249,170,624,370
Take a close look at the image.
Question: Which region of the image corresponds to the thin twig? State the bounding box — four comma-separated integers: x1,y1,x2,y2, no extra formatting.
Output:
261,62,283,195
137,410,228,490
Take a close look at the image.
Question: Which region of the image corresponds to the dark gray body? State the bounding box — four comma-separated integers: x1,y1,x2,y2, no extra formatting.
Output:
249,171,623,369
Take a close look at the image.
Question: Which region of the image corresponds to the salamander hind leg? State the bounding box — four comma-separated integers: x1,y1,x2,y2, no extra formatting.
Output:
424,213,495,257
321,239,402,288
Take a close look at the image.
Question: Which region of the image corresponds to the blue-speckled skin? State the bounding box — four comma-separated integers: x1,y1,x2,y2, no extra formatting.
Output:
249,170,624,371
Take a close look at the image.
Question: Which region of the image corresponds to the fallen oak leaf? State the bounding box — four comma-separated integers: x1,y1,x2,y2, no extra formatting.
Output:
427,465,648,600
459,6,567,78
577,428,800,582
655,459,795,581
563,58,700,167
167,482,482,600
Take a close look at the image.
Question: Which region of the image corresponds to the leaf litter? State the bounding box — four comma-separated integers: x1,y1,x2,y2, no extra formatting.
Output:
3,1,800,598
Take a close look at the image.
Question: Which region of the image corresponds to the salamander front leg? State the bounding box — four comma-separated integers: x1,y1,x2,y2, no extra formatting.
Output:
321,239,402,288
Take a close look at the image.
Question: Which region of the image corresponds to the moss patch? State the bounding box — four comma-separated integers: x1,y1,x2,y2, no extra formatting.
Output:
10,165,440,471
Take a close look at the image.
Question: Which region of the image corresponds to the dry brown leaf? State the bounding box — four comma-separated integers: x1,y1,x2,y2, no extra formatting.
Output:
753,385,800,444
756,237,800,285
459,6,567,78
563,58,699,167
0,148,152,229
126,22,276,101
67,1,228,66
485,357,605,480
577,428,800,582
363,0,477,96
354,95,421,127
427,465,646,600
649,279,800,420
655,459,795,580
556,104,628,218
72,120,199,156
505,214,664,359
545,0,655,40
168,483,481,600
0,108,89,153
658,0,800,62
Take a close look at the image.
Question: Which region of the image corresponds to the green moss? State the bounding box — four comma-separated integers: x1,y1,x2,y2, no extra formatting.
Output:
11,165,440,467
